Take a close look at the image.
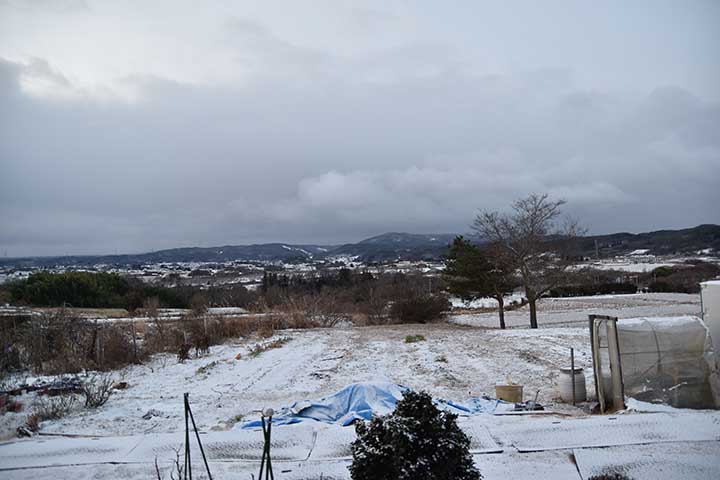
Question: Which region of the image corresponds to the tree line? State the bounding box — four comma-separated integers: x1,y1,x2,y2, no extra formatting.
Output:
5,194,716,331
3,271,254,311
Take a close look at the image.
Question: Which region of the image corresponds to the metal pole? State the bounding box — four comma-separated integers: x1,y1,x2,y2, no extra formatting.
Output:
184,393,192,480
267,417,274,480
258,417,267,480
570,347,576,406
187,397,213,480
258,411,274,480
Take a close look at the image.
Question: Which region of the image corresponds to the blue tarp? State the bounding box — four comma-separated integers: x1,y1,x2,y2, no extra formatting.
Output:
240,381,506,429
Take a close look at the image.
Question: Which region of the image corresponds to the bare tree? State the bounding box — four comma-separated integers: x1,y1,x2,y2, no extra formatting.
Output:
472,193,582,328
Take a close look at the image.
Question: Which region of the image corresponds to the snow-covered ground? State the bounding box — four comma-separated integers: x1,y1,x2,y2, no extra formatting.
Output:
1,293,700,439
573,255,720,273
451,292,700,328
1,292,716,478
2,407,719,479
575,261,676,272
450,293,526,309
1,324,593,439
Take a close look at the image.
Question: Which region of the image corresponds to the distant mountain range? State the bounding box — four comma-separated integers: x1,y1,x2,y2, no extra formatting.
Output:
577,224,720,257
1,225,718,268
331,233,459,263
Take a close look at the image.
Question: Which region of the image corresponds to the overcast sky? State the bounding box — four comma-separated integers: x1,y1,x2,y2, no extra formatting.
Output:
1,0,719,256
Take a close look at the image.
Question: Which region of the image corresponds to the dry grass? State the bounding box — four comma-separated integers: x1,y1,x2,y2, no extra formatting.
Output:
3,309,304,376
33,394,78,421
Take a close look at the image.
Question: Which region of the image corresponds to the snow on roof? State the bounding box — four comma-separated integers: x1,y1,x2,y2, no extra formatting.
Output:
628,249,650,255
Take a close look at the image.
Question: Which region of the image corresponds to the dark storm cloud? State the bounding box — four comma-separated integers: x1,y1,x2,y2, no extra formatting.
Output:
0,2,719,256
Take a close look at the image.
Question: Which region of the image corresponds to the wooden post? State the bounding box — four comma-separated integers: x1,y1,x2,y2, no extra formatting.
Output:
95,321,102,367
130,320,138,363
570,347,576,406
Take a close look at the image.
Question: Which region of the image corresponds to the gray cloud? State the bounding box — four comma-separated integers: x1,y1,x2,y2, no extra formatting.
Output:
0,2,719,256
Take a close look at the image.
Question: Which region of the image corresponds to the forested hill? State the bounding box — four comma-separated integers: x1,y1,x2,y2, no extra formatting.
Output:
1,225,718,267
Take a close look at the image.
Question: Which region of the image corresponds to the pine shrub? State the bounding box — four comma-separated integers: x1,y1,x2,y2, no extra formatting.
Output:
349,390,481,480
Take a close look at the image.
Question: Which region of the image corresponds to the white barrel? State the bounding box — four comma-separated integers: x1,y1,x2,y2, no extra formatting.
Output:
557,367,587,403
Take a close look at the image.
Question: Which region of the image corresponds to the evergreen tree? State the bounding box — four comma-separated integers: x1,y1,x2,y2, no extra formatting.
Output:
444,236,513,329
349,390,481,480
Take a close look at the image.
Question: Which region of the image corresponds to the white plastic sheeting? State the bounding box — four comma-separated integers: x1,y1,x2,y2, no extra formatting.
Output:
701,280,720,363
594,316,720,409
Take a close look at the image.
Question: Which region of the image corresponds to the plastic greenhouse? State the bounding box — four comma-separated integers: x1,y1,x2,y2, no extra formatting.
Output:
590,315,720,412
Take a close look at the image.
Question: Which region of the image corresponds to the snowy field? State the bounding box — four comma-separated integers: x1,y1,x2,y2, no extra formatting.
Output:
2,292,717,479
451,292,701,328
573,255,720,273
0,293,702,438
2,323,594,439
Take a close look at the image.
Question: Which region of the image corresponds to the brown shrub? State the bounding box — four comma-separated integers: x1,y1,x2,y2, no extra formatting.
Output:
33,393,77,420
390,294,450,324
143,318,185,355
25,414,39,432
275,292,350,328
257,322,275,338
98,325,138,369
186,316,210,357
210,315,259,339
81,373,115,408
177,343,191,363
18,311,90,374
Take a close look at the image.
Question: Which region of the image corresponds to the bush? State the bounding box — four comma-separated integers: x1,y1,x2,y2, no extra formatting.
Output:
648,280,696,293
652,266,674,278
17,311,91,374
404,334,425,343
210,315,262,340
276,292,351,328
24,414,40,432
177,343,191,363
99,324,139,368
390,295,449,324
81,373,115,408
548,282,637,297
349,390,481,480
33,394,77,421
